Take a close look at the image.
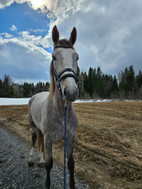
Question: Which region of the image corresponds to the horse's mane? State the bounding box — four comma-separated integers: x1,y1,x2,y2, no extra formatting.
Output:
49,39,74,96
49,61,55,97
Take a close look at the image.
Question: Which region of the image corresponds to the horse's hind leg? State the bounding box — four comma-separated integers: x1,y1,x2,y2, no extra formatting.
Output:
36,129,45,168
28,121,37,167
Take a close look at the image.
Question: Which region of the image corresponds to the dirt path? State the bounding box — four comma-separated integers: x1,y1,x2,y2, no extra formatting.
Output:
0,126,90,189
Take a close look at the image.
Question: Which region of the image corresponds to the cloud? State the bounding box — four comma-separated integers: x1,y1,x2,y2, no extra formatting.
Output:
28,28,46,34
0,32,51,83
10,24,17,31
0,33,13,38
45,0,142,75
0,0,27,9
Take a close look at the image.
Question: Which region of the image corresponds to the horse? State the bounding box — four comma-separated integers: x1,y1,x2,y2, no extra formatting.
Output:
28,25,79,189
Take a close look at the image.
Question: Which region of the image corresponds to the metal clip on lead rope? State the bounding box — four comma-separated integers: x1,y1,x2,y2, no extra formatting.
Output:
64,101,67,189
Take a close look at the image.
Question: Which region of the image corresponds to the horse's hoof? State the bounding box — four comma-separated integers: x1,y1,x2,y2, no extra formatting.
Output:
28,160,34,167
38,161,45,168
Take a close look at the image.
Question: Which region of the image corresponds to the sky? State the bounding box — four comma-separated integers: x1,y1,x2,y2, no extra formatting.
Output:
0,0,142,84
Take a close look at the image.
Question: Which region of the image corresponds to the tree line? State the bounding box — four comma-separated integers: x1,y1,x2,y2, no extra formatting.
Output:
0,75,50,98
0,65,142,99
79,65,142,99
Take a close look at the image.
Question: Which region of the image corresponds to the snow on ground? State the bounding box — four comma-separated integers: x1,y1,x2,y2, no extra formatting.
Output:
74,99,120,103
0,98,117,105
0,98,138,106
0,98,30,105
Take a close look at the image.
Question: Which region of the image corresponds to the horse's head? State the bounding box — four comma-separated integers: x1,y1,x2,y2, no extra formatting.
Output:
51,25,79,102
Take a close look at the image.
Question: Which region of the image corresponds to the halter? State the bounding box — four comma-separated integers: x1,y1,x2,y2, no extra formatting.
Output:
52,46,79,95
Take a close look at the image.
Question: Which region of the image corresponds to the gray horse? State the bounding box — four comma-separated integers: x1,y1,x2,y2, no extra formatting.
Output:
28,25,79,189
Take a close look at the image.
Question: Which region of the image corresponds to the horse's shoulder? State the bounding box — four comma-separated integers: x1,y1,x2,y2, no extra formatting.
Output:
29,92,49,104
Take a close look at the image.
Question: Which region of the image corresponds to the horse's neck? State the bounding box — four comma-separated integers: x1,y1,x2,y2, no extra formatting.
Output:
48,87,71,112
52,87,72,113
54,90,64,110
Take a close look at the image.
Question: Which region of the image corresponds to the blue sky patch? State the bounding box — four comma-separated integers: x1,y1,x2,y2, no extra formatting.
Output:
0,2,49,37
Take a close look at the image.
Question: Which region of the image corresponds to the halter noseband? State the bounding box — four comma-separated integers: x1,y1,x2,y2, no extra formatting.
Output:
52,46,79,95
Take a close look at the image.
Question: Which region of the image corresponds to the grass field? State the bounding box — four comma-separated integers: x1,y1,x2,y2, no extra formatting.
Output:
0,101,142,189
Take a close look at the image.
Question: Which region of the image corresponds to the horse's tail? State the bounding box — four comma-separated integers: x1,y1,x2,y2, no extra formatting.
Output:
36,128,43,152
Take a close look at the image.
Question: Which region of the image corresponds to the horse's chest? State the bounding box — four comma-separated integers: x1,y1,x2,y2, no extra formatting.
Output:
54,119,73,138
48,115,76,143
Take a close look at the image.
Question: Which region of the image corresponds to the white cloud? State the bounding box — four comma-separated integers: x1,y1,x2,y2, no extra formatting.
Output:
10,25,17,31
0,0,28,9
0,31,51,82
45,0,142,75
0,33,13,38
19,31,51,48
28,28,46,34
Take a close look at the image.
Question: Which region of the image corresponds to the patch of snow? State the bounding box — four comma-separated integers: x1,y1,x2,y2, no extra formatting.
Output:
0,98,140,106
74,99,120,103
0,98,30,105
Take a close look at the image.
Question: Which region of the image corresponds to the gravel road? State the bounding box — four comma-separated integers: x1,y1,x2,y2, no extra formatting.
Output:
0,127,90,189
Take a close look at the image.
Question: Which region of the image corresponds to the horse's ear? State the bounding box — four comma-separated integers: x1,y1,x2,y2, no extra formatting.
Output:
69,27,77,46
52,25,59,45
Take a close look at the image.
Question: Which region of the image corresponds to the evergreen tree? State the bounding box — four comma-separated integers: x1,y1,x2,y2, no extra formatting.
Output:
136,70,142,89
88,67,94,97
92,68,97,96
96,67,103,97
2,75,15,97
111,75,119,98
128,65,135,90
83,72,89,95
136,70,142,98
23,83,32,97
0,78,4,97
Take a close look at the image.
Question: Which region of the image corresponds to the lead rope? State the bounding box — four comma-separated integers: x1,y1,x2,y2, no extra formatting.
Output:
64,101,67,189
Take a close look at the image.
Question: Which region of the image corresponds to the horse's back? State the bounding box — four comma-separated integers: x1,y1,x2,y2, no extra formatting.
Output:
28,92,49,129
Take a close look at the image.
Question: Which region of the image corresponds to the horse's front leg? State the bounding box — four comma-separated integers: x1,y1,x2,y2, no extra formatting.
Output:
67,137,75,189
28,131,37,167
44,133,53,189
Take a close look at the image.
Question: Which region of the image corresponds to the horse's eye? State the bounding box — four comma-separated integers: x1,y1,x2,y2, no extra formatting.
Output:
52,55,56,61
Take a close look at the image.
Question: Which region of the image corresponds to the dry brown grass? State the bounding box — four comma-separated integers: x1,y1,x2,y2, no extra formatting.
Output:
0,101,142,189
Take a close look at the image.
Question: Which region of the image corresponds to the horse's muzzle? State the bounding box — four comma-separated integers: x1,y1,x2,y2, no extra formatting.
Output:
64,87,79,102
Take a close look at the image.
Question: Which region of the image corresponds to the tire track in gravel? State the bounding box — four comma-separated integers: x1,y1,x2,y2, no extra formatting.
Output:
0,127,90,189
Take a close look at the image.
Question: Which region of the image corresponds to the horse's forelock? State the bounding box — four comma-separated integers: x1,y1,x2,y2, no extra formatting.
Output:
54,39,74,49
